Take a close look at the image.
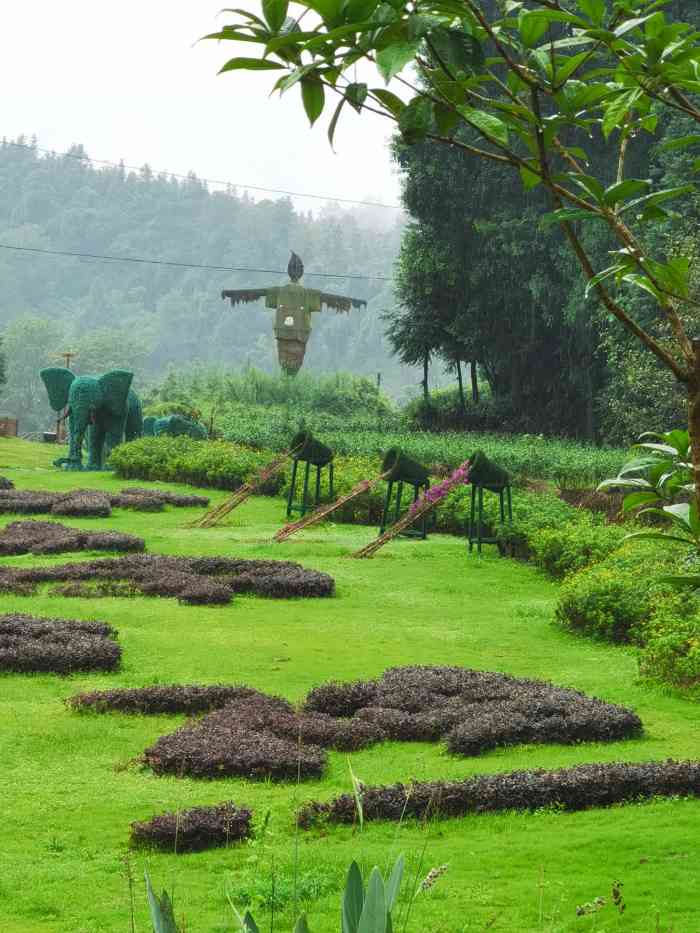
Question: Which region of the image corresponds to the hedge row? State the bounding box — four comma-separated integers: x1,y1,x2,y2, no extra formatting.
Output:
110,437,285,494
0,520,145,556
0,554,335,606
70,667,641,782
130,801,252,853
297,759,700,828
69,684,263,715
0,613,120,674
0,486,209,518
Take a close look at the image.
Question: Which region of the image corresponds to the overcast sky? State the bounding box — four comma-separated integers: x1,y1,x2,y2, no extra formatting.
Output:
0,1,402,213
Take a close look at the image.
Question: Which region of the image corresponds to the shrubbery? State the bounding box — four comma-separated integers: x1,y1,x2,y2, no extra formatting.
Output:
131,801,252,853
0,613,120,674
0,553,335,605
69,684,260,714
110,437,286,493
528,516,626,579
297,760,700,827
555,545,682,643
638,597,700,695
0,485,208,517
0,520,145,556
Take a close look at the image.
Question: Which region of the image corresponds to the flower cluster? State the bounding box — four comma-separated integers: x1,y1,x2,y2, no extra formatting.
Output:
409,460,471,514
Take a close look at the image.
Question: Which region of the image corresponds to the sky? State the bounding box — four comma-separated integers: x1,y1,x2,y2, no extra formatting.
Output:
0,1,403,213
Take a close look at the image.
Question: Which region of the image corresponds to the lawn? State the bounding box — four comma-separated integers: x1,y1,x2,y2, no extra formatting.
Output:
0,437,698,933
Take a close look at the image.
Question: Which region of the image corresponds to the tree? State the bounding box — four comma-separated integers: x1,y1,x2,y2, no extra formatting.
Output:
0,317,64,432
205,0,700,508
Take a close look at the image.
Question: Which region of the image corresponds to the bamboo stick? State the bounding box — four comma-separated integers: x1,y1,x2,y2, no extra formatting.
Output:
274,471,390,542
190,450,293,528
352,459,472,559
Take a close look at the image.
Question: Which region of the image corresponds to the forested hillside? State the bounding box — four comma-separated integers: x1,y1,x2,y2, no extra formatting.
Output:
0,138,412,429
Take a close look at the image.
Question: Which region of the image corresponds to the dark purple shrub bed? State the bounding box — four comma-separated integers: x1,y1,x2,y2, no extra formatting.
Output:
68,666,639,783
69,683,263,714
51,492,112,518
130,801,252,852
0,554,335,605
297,759,700,827
0,520,145,556
304,666,642,756
116,487,210,508
0,613,120,674
0,485,209,518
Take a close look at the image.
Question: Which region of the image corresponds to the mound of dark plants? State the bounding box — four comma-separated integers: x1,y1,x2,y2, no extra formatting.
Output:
304,666,642,756
69,683,264,714
297,759,700,827
116,487,210,508
0,613,120,674
0,553,334,605
51,491,112,518
0,520,145,556
68,667,640,784
0,485,209,518
0,476,14,490
130,801,252,853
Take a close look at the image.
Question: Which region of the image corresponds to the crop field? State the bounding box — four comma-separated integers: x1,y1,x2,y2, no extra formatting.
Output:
218,404,629,486
1,438,699,933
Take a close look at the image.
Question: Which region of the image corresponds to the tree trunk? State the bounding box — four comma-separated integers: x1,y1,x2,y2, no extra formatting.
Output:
422,354,429,402
688,339,700,516
470,360,480,403
456,360,466,412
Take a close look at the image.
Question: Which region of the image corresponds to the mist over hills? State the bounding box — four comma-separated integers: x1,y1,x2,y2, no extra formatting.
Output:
0,138,424,421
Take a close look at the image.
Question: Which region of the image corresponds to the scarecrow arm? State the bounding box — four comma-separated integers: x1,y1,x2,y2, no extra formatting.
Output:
319,293,367,314
221,289,269,307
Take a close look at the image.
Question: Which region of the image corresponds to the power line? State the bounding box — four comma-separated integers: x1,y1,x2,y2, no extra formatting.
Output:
0,242,392,282
3,139,403,211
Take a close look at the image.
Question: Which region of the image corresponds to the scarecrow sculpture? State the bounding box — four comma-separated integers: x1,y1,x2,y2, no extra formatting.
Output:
222,252,366,375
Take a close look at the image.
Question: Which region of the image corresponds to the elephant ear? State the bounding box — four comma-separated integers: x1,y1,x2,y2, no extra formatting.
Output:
40,368,75,412
98,370,134,416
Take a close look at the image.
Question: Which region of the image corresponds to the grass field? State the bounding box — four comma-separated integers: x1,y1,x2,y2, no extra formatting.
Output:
1,437,699,933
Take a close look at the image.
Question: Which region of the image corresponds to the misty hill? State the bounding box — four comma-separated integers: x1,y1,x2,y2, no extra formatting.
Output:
0,138,414,401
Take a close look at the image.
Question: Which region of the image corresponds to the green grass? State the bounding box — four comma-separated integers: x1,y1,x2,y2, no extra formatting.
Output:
0,437,699,932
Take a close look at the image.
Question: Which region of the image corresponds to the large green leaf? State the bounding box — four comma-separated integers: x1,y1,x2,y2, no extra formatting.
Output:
578,0,606,26
376,41,420,82
428,27,484,73
385,855,404,912
342,862,365,933
219,57,286,73
262,0,289,32
459,107,509,146
602,87,643,139
301,77,325,126
328,97,346,149
346,82,368,113
357,868,387,933
371,88,405,117
603,178,651,206
145,873,178,933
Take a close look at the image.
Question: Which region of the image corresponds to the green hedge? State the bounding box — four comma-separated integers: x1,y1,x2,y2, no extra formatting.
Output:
109,438,285,494
638,596,700,696
555,545,683,644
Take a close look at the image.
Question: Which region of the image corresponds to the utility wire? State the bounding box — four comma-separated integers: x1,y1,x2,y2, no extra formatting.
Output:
3,139,403,211
0,242,392,282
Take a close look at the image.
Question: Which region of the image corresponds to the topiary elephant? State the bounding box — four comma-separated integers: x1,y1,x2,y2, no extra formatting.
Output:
143,414,207,440
40,368,143,471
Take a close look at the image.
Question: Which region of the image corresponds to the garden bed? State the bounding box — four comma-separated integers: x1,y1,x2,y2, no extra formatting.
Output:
0,520,145,556
0,554,335,605
0,613,120,674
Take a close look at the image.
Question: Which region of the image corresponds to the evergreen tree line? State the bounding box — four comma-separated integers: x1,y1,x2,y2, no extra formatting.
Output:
385,0,700,443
